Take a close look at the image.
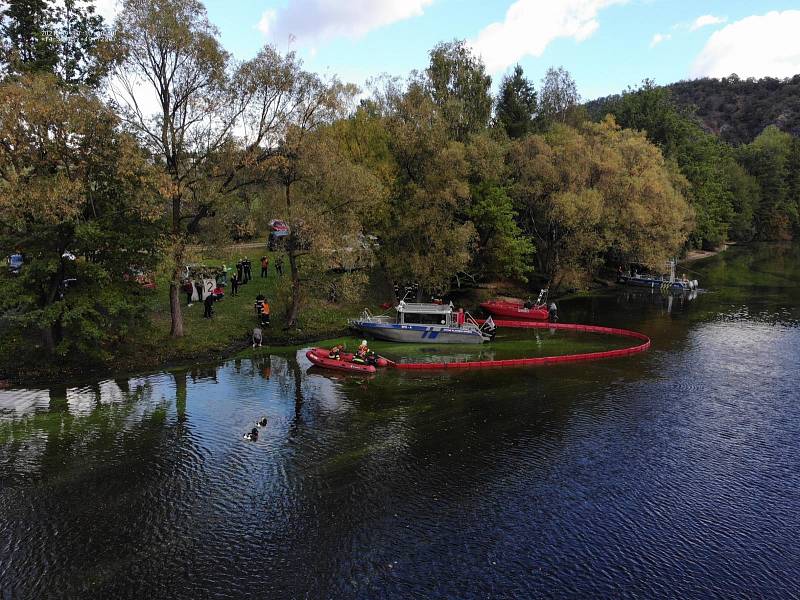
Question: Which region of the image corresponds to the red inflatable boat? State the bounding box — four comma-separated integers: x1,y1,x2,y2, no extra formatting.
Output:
305,347,389,374
480,299,549,321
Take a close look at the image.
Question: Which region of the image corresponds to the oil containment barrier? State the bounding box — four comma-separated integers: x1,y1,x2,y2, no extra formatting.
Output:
390,320,650,370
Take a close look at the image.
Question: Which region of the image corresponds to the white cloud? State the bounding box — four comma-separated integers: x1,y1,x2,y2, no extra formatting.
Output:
257,9,277,37
691,10,800,79
93,0,122,24
257,0,433,46
689,14,726,31
470,0,626,73
650,33,671,48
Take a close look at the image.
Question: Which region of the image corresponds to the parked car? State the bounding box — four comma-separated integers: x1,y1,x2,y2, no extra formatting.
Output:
7,252,23,275
267,219,290,250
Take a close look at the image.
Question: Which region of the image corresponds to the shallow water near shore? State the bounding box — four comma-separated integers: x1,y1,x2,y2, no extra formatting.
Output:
2,243,799,598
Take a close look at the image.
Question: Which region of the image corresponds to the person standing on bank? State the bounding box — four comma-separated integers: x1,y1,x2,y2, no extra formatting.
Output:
203,293,214,318
260,256,269,278
243,257,252,283
183,280,194,305
231,273,239,296
236,259,244,284
260,299,270,326
275,255,283,277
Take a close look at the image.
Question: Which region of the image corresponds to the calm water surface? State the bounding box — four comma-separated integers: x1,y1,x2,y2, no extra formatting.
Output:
2,244,799,599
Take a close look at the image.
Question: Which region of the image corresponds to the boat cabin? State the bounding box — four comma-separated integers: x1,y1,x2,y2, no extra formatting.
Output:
395,301,455,326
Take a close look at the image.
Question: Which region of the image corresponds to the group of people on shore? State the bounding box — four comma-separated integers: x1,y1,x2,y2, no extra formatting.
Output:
230,257,251,296
186,252,285,326
230,254,283,297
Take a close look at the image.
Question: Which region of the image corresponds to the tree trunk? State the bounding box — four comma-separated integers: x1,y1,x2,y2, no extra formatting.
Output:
41,326,57,355
286,248,301,328
169,239,185,338
40,258,65,355
284,181,302,328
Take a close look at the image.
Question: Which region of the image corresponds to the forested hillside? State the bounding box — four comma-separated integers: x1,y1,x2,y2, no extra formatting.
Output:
587,75,800,146
589,80,800,246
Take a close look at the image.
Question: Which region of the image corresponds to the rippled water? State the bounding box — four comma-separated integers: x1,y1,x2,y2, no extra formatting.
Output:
2,243,800,599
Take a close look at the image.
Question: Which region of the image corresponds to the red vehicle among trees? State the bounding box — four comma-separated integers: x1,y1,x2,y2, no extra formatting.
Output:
267,219,289,250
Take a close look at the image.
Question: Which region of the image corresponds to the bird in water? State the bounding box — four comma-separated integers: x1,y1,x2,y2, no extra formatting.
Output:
256,416,268,427
243,427,259,441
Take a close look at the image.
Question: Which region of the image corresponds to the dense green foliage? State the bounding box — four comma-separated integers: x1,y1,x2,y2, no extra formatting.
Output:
495,65,537,139
596,80,800,245
1,0,109,86
0,74,163,361
738,126,800,240
426,40,492,142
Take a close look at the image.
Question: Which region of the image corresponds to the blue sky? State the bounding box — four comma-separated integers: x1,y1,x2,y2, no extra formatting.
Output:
103,0,800,101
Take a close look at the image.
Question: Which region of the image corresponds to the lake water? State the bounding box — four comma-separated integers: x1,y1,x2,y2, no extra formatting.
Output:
2,243,799,599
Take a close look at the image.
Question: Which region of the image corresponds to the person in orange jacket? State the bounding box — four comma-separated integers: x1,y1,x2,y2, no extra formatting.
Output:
260,299,270,326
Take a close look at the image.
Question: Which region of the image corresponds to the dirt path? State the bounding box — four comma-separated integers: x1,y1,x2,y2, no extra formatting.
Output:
187,241,265,252
681,243,733,263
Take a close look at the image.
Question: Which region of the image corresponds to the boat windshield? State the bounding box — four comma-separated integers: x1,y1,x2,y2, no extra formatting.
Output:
400,312,448,325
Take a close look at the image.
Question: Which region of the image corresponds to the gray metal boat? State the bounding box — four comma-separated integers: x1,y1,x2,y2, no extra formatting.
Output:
618,259,699,292
349,301,494,344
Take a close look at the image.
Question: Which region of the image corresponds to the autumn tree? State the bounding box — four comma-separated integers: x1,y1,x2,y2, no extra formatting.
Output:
603,81,736,247
0,74,163,361
281,120,388,312
111,0,235,336
113,1,304,336
378,79,477,294
268,72,364,326
509,119,692,288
